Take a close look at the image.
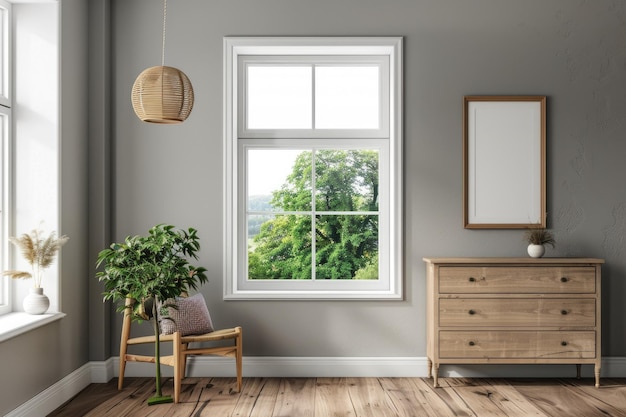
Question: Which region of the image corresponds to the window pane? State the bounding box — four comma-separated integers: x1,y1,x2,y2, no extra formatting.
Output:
247,66,312,129
248,149,312,211
248,214,312,280
247,213,273,238
0,115,3,305
0,6,6,99
315,149,379,212
315,215,379,280
315,66,379,129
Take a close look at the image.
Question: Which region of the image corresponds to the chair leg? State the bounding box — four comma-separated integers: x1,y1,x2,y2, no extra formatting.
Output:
118,328,130,390
118,354,127,391
173,332,182,404
181,343,189,380
236,326,243,392
118,300,133,390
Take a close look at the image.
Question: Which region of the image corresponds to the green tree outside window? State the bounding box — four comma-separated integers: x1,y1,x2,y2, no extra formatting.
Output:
248,149,379,280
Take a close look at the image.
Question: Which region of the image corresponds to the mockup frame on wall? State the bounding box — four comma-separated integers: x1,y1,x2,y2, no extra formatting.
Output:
463,96,546,229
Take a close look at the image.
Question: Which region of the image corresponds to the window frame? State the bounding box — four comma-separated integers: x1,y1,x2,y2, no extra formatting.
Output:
238,55,390,139
2,1,60,318
224,37,403,300
0,0,10,315
0,0,9,107
0,109,10,316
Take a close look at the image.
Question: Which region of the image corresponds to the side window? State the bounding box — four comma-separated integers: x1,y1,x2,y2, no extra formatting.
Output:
0,0,11,315
224,37,402,299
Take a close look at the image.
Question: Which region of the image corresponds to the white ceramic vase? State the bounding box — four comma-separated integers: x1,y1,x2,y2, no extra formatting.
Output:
23,287,50,314
527,244,545,258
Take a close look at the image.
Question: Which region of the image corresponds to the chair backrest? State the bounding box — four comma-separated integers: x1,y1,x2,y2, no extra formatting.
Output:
120,293,194,340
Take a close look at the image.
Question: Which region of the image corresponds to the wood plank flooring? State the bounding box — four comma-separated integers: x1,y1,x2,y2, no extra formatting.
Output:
47,377,626,417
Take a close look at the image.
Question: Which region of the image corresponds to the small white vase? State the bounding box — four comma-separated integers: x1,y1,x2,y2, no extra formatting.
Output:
23,287,50,315
527,244,545,258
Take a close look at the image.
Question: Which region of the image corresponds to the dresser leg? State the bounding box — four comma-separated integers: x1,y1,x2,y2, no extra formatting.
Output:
433,363,440,388
576,364,581,379
427,358,432,379
595,365,601,388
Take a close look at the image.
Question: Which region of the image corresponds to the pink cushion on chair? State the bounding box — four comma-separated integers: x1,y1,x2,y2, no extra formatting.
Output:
160,293,214,336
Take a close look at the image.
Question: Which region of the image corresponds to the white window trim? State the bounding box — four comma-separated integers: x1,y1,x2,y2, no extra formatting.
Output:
0,311,65,342
223,37,403,300
0,0,10,107
238,55,390,139
0,107,11,315
0,1,61,327
0,0,11,315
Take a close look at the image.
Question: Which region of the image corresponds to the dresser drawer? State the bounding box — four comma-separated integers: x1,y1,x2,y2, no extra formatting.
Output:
439,331,596,359
439,266,596,294
439,298,596,327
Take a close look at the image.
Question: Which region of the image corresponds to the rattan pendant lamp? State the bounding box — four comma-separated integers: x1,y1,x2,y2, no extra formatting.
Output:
131,0,194,124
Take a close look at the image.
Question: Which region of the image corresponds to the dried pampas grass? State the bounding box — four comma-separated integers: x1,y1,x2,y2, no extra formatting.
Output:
3,228,69,287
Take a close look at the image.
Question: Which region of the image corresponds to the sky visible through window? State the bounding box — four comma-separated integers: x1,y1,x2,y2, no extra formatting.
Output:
248,149,302,196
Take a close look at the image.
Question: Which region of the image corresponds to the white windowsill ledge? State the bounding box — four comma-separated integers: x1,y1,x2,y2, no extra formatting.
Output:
0,312,66,343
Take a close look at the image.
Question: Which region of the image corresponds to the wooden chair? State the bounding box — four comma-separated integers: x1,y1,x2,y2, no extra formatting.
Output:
118,298,243,403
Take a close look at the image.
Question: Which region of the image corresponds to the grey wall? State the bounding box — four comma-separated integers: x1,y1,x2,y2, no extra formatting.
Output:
106,0,626,359
0,0,90,415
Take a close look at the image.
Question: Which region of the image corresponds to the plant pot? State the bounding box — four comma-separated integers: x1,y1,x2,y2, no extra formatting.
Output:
527,244,545,258
23,287,50,314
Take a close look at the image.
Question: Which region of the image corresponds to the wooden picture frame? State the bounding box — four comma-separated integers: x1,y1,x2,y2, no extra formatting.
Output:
463,95,546,229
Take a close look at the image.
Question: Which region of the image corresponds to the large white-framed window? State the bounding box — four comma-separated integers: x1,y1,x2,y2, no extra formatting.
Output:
0,1,60,320
0,0,11,316
224,37,403,299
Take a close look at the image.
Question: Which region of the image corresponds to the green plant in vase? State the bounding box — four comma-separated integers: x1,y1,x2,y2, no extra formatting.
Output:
523,228,555,258
96,224,207,405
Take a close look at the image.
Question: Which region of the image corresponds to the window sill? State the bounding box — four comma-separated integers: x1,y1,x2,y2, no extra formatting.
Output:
0,312,66,343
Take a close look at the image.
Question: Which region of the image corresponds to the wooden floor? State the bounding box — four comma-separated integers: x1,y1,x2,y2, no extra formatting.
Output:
48,377,626,417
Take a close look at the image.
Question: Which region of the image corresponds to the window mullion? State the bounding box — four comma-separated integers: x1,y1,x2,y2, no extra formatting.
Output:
311,64,316,130
311,148,317,281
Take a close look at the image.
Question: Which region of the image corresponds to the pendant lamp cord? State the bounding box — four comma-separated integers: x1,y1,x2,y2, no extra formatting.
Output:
161,0,167,67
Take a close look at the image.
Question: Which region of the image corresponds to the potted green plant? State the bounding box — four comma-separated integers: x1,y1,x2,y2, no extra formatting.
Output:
524,228,555,258
96,224,208,405
2,227,69,314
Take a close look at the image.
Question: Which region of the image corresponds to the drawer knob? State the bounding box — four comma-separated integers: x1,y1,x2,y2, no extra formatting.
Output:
468,277,476,282
561,277,568,283
561,341,568,346
561,310,568,315
468,309,476,315
469,341,475,346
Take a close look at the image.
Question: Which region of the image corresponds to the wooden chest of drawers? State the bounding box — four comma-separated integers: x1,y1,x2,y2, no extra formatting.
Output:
423,257,603,387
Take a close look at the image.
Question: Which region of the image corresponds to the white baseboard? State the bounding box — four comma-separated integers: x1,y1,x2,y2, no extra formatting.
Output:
111,356,428,379
4,362,93,417
110,356,626,379
8,356,626,417
90,357,116,383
